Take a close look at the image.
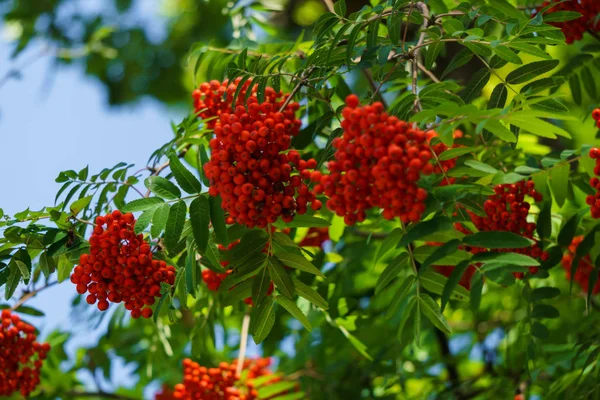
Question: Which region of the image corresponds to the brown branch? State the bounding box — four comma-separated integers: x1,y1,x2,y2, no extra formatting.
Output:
412,2,429,112
278,66,315,113
236,313,251,376
11,281,60,311
417,61,441,83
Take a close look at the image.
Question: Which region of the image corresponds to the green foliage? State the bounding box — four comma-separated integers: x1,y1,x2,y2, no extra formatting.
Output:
3,0,600,399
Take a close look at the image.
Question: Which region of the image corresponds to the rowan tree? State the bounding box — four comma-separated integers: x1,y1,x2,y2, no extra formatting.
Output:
2,0,600,399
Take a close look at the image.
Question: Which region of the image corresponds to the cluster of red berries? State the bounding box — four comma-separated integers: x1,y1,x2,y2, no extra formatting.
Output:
538,0,600,44
194,79,322,228
70,210,176,319
561,236,600,294
587,113,600,219
435,181,546,286
313,95,456,225
0,310,50,397
299,227,330,248
166,357,280,400
460,181,547,279
202,240,274,305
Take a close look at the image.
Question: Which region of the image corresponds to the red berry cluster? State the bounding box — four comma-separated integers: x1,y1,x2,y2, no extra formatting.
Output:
458,181,547,279
587,144,600,219
313,95,456,225
70,210,176,319
561,236,600,294
538,0,600,44
194,79,322,228
299,227,330,248
433,181,547,285
0,310,50,397
193,79,254,129
168,357,280,400
201,240,274,305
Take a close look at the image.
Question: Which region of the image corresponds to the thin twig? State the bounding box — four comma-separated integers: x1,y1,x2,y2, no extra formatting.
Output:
412,2,429,112
417,61,441,83
236,313,251,377
321,0,334,13
11,281,59,311
278,66,315,113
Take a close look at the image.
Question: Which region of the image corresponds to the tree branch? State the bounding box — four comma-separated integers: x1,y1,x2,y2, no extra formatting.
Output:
412,2,429,112
11,281,59,311
236,313,251,376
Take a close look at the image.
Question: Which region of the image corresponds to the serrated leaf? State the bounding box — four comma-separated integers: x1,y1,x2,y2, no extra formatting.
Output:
219,254,268,292
134,208,155,235
488,83,508,109
122,197,164,213
419,239,461,273
252,264,271,307
275,252,324,277
557,214,581,247
493,45,522,64
463,231,534,248
483,120,517,142
70,195,93,216
151,203,170,238
419,294,451,334
292,278,328,310
374,228,403,263
169,155,202,194
250,297,276,344
278,215,330,228
145,176,182,200
438,147,477,161
399,217,453,247
38,252,55,278
375,253,409,295
581,66,597,100
464,160,498,174
165,201,187,252
505,60,560,84
469,272,483,311
268,257,294,299
209,196,229,246
442,48,473,79
569,74,582,105
222,279,253,307
420,270,470,302
5,263,21,300
460,69,491,103
278,296,311,331
549,163,570,207
190,197,210,253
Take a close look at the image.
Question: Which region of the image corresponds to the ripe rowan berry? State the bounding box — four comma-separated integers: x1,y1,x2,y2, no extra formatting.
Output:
562,235,600,294
0,310,50,397
587,146,600,219
316,95,457,225
299,227,330,248
537,0,600,44
166,357,286,400
194,79,320,228
70,211,176,318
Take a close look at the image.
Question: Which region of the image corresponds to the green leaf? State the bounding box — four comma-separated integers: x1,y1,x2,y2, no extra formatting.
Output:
250,297,276,344
543,10,582,22
165,201,187,252
531,287,561,302
569,74,582,105
277,215,330,228
38,252,55,278
275,252,325,277
471,252,540,266
488,83,508,109
425,41,444,70
531,321,550,339
134,208,155,235
537,202,552,240
505,60,560,84
419,239,461,273
420,270,470,302
189,197,210,253
532,304,559,319
581,67,597,100
145,176,182,200
219,254,268,292
442,19,464,34
418,294,451,334
442,48,473,79
375,253,409,295
462,231,534,249
483,120,517,142
169,154,202,194
231,230,269,266
11,305,44,317
549,163,570,207
397,296,417,344
5,263,21,300
122,197,164,213
257,382,300,399
399,217,453,247
277,296,311,331
557,214,581,247
292,278,328,310
493,45,522,65
460,69,491,103
209,196,229,246
438,147,476,161
464,160,498,174
374,228,403,263
151,203,170,238
15,260,30,283
268,257,294,299
252,265,271,307
469,272,483,311
70,195,93,216
222,279,253,307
